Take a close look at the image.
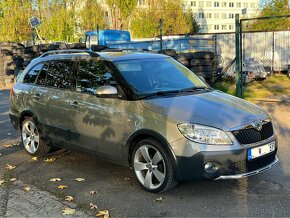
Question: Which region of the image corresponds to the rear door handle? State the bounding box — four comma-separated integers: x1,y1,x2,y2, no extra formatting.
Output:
70,101,79,108
33,93,41,100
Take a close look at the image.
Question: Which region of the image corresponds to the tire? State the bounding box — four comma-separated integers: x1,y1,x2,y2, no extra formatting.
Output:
48,44,60,50
132,138,178,193
191,65,214,72
158,49,176,57
177,59,190,67
24,47,34,54
91,45,108,51
190,59,214,66
21,117,51,157
192,51,215,59
191,70,213,79
177,53,194,60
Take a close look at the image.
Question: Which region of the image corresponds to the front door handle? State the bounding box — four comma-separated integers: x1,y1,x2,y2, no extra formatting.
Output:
70,101,79,108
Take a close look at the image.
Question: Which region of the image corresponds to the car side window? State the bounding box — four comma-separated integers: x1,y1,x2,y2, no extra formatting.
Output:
35,63,49,86
23,63,44,84
35,61,74,89
76,61,117,94
46,61,74,89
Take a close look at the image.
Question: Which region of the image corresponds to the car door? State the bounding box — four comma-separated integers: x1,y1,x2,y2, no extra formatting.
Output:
68,59,126,160
30,60,76,147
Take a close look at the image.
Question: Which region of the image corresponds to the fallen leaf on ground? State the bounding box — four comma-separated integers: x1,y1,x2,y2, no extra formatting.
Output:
0,153,2,155
96,210,109,218
10,178,17,182
0,180,5,185
124,177,130,181
23,186,31,192
74,178,85,182
6,164,16,170
154,197,164,202
65,196,74,202
90,203,98,210
31,157,38,161
58,185,68,189
44,158,56,163
4,144,13,148
49,178,61,182
62,208,75,215
90,190,98,195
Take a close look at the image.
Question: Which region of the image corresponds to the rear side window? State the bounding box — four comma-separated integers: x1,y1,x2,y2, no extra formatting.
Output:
23,63,44,84
46,61,74,89
35,61,75,89
76,61,116,94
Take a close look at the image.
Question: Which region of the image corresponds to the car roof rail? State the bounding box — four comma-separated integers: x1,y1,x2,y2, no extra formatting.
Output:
39,49,100,58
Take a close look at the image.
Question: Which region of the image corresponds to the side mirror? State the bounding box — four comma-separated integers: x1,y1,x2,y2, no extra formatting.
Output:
96,85,118,98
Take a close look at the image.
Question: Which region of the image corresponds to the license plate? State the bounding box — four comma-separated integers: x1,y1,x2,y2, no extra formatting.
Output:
247,142,275,160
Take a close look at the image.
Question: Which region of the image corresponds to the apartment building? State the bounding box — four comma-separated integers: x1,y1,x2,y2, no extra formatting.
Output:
183,0,260,33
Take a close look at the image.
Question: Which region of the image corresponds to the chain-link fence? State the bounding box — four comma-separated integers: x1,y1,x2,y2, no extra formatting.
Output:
239,16,290,101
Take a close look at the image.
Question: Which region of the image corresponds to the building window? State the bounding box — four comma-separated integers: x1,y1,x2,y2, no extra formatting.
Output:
222,2,226,7
222,13,227,19
214,2,219,7
214,25,219,30
214,13,219,19
206,1,212,7
206,13,212,18
199,13,205,19
229,2,234,7
229,13,234,19
198,1,204,7
244,3,248,8
191,1,196,7
229,24,234,30
236,2,241,8
222,25,227,30
208,25,212,30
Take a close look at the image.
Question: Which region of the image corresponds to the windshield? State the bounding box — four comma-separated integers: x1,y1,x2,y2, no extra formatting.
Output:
114,57,208,96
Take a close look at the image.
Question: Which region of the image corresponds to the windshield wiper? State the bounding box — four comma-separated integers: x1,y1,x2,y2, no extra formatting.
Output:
138,90,181,99
179,86,213,92
138,87,214,99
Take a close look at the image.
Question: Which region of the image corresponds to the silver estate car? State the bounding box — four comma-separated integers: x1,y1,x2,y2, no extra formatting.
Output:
9,50,278,193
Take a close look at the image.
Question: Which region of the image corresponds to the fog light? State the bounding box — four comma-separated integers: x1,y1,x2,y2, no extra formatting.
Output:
204,162,219,174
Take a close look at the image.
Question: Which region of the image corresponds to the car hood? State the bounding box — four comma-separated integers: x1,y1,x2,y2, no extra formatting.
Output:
141,91,269,131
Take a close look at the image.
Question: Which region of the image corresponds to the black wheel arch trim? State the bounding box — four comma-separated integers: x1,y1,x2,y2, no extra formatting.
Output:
126,129,177,169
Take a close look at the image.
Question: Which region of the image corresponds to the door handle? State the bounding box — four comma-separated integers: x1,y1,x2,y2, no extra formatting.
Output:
33,93,41,100
70,101,79,108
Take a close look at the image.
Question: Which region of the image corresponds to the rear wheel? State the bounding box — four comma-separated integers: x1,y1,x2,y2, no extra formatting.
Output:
21,117,51,157
132,138,177,193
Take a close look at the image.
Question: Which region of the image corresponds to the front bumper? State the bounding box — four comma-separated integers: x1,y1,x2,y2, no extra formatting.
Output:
172,137,278,181
216,156,279,180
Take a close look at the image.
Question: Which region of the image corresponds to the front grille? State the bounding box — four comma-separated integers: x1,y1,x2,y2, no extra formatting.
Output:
226,151,276,175
233,121,273,144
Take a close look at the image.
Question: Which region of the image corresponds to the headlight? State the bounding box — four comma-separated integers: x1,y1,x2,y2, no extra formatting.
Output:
177,123,233,145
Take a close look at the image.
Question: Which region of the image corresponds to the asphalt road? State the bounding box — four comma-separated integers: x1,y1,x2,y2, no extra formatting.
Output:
0,89,290,217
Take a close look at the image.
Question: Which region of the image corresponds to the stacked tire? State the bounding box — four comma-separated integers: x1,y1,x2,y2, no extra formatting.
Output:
176,53,194,68
0,42,25,88
190,51,215,81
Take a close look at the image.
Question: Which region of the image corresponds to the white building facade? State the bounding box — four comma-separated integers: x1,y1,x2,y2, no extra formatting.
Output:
182,0,260,33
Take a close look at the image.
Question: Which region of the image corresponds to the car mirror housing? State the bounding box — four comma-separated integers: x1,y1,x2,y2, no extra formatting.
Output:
96,85,118,98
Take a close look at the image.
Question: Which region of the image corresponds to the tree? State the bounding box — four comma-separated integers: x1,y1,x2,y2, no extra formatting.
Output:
130,0,199,38
184,9,200,34
107,0,138,29
245,0,290,31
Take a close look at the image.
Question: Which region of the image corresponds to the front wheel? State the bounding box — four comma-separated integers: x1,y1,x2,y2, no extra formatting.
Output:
21,117,51,157
132,138,177,193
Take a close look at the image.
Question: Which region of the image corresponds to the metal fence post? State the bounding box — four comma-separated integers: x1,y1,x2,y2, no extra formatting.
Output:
159,18,163,51
235,14,243,98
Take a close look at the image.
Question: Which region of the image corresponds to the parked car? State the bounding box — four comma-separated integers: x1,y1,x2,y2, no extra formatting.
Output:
9,50,278,193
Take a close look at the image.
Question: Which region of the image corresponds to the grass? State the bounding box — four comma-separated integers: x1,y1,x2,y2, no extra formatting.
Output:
214,75,290,101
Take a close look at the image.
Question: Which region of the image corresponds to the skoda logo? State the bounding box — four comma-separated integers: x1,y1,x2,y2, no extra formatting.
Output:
251,121,263,131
